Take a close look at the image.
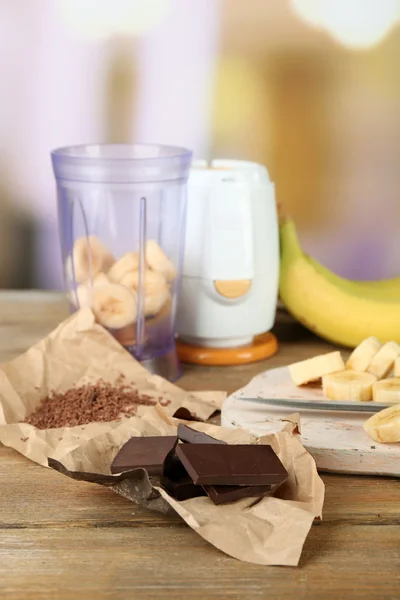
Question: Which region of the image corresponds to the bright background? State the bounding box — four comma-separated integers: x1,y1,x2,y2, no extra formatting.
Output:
1,0,400,289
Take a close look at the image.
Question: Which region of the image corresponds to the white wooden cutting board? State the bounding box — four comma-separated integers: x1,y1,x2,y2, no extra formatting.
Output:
221,367,400,478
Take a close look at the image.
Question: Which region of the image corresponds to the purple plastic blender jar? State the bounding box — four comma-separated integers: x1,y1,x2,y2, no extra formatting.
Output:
51,143,192,381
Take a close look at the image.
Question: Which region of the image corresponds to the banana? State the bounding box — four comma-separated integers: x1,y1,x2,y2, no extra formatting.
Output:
345,337,381,372
289,351,344,386
144,286,171,317
120,269,166,295
69,236,114,284
364,404,400,443
91,283,137,329
322,370,376,401
394,358,400,377
372,378,400,404
146,240,176,281
70,273,110,308
279,218,400,347
108,252,139,282
367,341,400,379
307,256,400,302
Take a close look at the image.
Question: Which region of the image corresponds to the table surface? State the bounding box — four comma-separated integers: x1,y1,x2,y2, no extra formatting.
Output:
0,292,399,600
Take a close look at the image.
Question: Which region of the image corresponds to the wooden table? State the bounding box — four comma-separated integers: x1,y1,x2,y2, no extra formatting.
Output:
0,292,399,600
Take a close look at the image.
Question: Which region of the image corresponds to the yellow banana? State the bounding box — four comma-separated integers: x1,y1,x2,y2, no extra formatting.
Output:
279,218,400,348
307,256,400,302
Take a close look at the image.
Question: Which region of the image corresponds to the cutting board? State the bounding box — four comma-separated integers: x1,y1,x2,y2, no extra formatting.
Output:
221,368,400,478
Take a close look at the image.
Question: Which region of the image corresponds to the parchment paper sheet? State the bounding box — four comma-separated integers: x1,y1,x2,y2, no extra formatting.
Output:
0,308,224,465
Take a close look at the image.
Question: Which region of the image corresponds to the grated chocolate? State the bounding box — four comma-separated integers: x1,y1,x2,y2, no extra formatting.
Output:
25,377,171,429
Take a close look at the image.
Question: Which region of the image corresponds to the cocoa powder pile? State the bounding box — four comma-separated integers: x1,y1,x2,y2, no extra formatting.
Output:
25,377,171,429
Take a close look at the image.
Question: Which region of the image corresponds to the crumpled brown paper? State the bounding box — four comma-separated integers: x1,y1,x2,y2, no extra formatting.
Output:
49,405,325,566
0,308,225,466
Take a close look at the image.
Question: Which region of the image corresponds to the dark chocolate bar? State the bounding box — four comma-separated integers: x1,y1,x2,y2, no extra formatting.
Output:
178,423,227,445
175,443,288,486
203,483,273,505
110,436,177,475
161,442,205,501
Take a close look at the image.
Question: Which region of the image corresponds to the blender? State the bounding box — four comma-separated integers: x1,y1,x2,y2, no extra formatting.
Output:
52,143,192,381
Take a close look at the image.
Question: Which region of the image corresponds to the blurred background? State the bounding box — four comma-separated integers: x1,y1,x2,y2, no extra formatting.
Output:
1,0,400,290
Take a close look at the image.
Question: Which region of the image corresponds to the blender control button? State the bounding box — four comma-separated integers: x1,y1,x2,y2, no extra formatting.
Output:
214,279,251,298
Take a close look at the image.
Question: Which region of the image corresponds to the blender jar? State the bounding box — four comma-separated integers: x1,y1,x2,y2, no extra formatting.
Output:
51,143,192,381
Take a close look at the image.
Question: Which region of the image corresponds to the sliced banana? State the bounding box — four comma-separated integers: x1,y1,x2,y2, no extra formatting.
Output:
108,252,140,283
91,283,137,329
70,273,110,308
146,240,176,281
372,378,400,404
144,286,171,317
367,341,400,379
289,351,345,386
364,404,400,443
394,357,400,377
71,236,114,284
345,336,381,372
120,269,166,295
323,370,377,401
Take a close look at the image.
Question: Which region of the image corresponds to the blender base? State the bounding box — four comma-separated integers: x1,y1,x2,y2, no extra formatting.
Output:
176,332,278,366
134,346,182,382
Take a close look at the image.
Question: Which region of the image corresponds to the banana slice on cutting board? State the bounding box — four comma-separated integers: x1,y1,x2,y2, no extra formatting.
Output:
372,378,400,404
146,240,176,281
120,269,166,295
68,236,114,284
108,252,140,282
393,357,400,377
345,336,381,372
323,370,377,401
364,404,400,443
367,341,400,379
289,351,344,386
91,283,137,329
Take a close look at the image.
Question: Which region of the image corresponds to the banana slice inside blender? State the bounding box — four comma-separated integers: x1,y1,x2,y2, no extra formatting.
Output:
145,240,176,281
69,236,114,283
108,252,140,282
91,283,137,329
120,269,166,295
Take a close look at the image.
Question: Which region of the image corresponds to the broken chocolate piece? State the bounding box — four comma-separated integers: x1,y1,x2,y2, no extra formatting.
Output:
203,483,274,505
177,423,227,445
175,443,288,486
161,474,206,501
110,436,177,475
161,442,205,501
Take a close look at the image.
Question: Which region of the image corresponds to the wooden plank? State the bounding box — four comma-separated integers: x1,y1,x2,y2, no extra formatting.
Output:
0,525,399,600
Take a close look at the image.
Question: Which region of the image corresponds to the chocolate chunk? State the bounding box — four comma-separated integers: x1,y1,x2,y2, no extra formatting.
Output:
172,407,198,421
110,436,177,475
177,424,227,445
175,443,288,486
161,474,206,501
161,443,205,501
203,483,274,505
